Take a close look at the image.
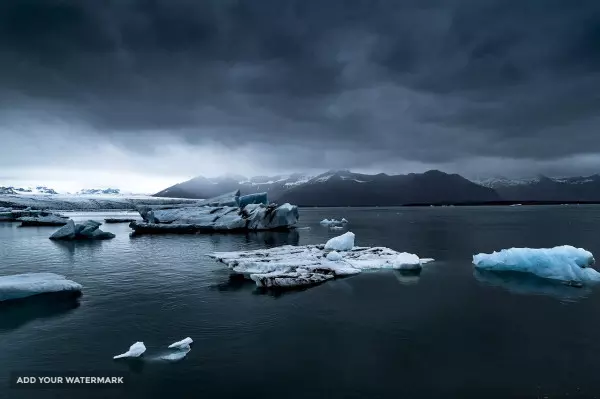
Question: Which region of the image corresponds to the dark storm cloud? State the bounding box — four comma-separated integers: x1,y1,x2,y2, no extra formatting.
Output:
2,0,600,173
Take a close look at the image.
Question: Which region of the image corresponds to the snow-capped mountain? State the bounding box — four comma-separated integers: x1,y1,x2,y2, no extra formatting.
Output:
76,188,121,195
6,186,60,195
155,170,500,206
472,174,600,201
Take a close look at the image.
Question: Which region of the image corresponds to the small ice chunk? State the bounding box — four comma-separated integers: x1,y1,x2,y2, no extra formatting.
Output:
325,232,355,251
326,251,343,261
320,218,346,226
393,253,422,270
329,226,344,230
473,246,599,282
113,342,146,359
168,337,193,349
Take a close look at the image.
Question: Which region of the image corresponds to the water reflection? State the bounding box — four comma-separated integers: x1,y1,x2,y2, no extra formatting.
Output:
51,240,104,256
474,269,591,302
393,269,422,286
244,230,300,247
0,293,81,331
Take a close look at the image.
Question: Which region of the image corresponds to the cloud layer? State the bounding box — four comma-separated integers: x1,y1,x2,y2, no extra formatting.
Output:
2,0,600,190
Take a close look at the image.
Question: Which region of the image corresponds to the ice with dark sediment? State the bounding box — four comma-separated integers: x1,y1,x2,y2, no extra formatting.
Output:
19,214,69,226
49,220,116,240
130,191,299,235
209,231,433,289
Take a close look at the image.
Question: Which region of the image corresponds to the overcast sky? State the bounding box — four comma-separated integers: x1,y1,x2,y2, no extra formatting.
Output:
1,0,600,192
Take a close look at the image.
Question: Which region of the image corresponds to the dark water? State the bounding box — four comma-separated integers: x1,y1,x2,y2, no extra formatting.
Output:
2,206,600,398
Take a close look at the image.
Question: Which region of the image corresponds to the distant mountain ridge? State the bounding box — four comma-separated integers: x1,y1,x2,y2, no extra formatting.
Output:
154,170,501,206
474,174,600,201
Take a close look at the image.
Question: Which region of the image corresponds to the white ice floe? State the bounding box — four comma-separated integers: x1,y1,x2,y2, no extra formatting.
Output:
329,226,344,230
113,342,146,359
320,218,348,226
168,337,193,350
473,245,600,282
49,220,115,240
325,232,355,251
0,273,82,302
209,232,432,289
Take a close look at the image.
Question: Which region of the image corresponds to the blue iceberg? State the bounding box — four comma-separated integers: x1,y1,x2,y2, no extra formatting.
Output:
473,246,600,283
238,192,268,208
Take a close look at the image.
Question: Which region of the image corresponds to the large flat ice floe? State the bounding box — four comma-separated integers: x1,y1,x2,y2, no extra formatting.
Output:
473,246,600,283
19,214,69,226
209,231,433,289
130,191,299,235
49,220,116,240
0,273,82,302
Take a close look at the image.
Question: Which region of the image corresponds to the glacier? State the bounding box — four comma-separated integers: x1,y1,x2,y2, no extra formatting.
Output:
113,342,146,359
49,220,116,240
209,232,433,289
0,193,199,211
0,273,82,302
130,191,299,235
472,246,600,283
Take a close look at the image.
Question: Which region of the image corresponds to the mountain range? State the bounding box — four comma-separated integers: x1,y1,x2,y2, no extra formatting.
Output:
154,170,600,206
154,170,501,206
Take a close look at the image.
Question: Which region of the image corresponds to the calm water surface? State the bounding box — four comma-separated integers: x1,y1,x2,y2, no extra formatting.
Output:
2,206,600,398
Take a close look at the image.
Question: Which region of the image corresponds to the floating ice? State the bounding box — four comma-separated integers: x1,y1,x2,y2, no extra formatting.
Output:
209,232,432,289
131,201,299,234
325,232,355,251
113,342,146,359
320,218,348,226
49,220,115,240
0,273,82,302
329,226,344,230
168,337,193,350
473,246,600,282
19,214,69,226
238,192,268,208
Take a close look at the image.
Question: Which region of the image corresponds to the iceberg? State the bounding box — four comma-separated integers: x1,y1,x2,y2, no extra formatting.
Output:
472,246,600,283
113,342,146,359
130,200,299,235
168,337,193,349
19,214,69,226
238,192,268,208
325,232,355,251
49,220,116,240
0,273,82,302
196,190,240,207
209,232,432,289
